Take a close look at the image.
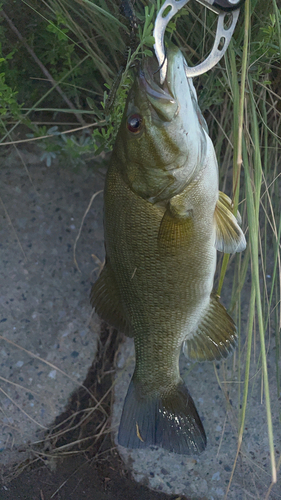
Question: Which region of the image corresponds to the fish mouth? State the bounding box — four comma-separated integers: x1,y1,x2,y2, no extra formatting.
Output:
139,71,174,103
139,57,178,122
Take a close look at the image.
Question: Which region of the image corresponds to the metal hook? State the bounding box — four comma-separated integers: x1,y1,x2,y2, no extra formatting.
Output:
153,0,191,84
153,0,242,83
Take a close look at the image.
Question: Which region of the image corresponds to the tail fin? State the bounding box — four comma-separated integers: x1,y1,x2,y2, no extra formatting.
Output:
118,378,206,455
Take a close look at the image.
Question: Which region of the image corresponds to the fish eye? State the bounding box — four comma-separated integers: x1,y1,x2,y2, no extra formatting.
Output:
127,113,143,133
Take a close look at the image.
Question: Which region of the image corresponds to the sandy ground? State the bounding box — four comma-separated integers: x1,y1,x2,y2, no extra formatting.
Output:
0,147,280,500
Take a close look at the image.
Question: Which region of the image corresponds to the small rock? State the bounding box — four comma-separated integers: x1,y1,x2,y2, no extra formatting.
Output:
48,370,57,379
212,471,220,481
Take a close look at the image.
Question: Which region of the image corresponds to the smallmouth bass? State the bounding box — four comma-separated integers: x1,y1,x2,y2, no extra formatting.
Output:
91,44,246,454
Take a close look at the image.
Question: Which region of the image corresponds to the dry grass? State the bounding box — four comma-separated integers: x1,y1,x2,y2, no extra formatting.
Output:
0,0,280,495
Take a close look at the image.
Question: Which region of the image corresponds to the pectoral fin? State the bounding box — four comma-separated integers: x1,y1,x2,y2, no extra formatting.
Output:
158,205,193,256
183,293,237,362
90,260,130,335
214,192,246,253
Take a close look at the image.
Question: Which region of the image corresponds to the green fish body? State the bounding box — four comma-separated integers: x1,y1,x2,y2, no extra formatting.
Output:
91,44,246,454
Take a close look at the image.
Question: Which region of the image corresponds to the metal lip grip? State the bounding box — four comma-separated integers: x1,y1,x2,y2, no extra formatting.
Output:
153,0,244,83
212,0,245,12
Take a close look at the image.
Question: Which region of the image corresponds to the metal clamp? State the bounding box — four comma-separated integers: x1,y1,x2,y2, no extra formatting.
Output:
198,0,244,13
153,0,243,83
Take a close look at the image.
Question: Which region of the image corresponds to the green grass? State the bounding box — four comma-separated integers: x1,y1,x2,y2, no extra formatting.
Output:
0,0,280,494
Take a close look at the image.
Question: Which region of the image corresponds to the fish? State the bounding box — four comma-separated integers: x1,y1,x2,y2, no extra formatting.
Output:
90,43,246,455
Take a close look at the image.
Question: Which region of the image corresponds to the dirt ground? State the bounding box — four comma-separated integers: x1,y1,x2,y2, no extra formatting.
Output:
1,454,186,500
0,146,280,500
0,147,186,500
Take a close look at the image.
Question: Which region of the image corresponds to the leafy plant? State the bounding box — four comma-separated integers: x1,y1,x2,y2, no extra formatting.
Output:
0,42,22,125
90,4,156,153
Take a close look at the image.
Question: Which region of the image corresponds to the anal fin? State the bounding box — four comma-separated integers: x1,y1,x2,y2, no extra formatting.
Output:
183,293,237,362
90,260,130,335
215,191,246,254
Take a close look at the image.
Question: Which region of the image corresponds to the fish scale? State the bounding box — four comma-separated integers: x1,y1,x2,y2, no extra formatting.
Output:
91,43,246,454
107,165,208,336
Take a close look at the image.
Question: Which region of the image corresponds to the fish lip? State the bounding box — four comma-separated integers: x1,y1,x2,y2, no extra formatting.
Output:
139,69,176,105
139,65,178,122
